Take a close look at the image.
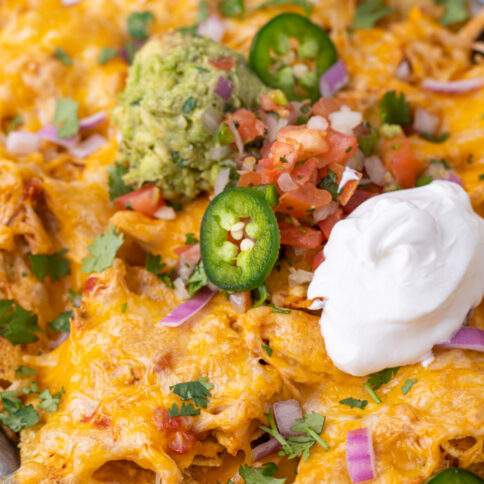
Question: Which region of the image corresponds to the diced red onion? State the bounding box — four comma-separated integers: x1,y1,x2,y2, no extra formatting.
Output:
313,201,338,223
38,124,79,149
229,292,251,314
69,134,106,158
154,206,176,220
252,438,282,461
48,331,69,349
422,77,484,93
263,113,289,143
202,107,222,134
319,60,349,98
5,131,40,155
277,172,298,192
307,115,328,131
364,156,387,186
447,173,463,186
347,149,364,171
214,167,231,195
79,111,106,130
228,120,244,154
413,108,440,135
215,77,233,101
208,145,230,161
346,428,376,483
159,287,215,327
338,167,362,193
437,326,484,352
197,16,226,42
273,399,304,437
395,59,411,81
288,268,314,286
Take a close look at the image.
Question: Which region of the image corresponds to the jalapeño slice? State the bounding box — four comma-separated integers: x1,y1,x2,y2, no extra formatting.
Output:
426,468,484,484
201,187,280,292
249,13,338,101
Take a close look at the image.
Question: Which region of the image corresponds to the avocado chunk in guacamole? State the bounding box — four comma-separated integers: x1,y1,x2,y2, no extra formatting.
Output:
114,32,265,202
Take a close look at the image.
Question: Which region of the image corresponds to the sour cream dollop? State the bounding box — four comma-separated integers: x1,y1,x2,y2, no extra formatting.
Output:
307,181,484,376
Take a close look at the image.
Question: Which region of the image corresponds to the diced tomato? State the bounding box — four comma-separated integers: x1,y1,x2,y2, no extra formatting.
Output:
227,109,266,144
277,126,328,158
209,56,235,71
323,130,358,165
343,189,375,214
279,223,323,249
114,185,164,217
153,408,186,432
311,98,343,118
259,93,290,117
268,140,299,169
292,158,319,186
277,183,332,218
380,135,425,188
338,170,362,206
169,430,196,454
84,276,98,294
312,250,325,270
238,168,278,187
318,208,344,240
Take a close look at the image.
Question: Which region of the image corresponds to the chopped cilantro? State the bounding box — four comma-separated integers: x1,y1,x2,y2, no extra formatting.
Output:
358,126,380,156
435,0,468,25
0,299,39,345
185,233,199,245
127,11,154,40
170,377,213,409
339,397,368,409
168,402,200,417
38,388,64,412
15,366,37,378
270,305,290,314
53,97,79,139
220,0,245,17
198,0,210,22
22,382,39,395
5,114,24,133
415,175,433,187
108,164,131,201
186,262,208,297
67,289,82,308
81,226,124,273
49,311,72,333
98,47,118,65
28,249,70,282
171,151,187,168
419,132,449,143
352,0,393,29
239,463,286,484
479,174,484,181
146,254,166,275
257,0,313,16
401,378,417,395
54,47,73,66
318,170,339,200
364,367,399,403
182,97,197,115
121,302,128,313
262,342,273,357
380,91,411,127
252,284,268,308
0,401,39,432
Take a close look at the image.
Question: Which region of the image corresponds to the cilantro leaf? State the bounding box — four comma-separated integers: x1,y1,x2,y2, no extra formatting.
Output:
67,289,82,308
186,262,208,297
184,233,198,245
53,97,79,139
0,300,39,345
339,397,368,409
120,302,128,313
220,0,245,17
168,402,200,417
379,91,411,127
146,254,165,275
435,0,468,25
270,305,290,314
38,388,64,412
127,11,154,40
182,97,197,115
364,367,399,403
98,47,118,65
22,382,39,395
401,378,417,395
358,125,380,156
239,463,286,484
15,366,37,378
318,170,339,200
198,0,210,22
170,377,213,409
54,47,73,66
416,175,433,187
0,403,39,432
352,0,393,29
291,412,329,449
28,249,70,282
252,284,268,308
81,226,124,273
257,0,313,16
262,342,273,357
419,132,449,143
6,114,24,133
108,164,131,201
49,311,73,333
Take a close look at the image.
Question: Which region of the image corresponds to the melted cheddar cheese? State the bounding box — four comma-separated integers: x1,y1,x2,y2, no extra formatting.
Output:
0,1,482,483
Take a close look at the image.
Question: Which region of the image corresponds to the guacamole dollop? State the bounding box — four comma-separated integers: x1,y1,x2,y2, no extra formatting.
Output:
115,32,265,201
